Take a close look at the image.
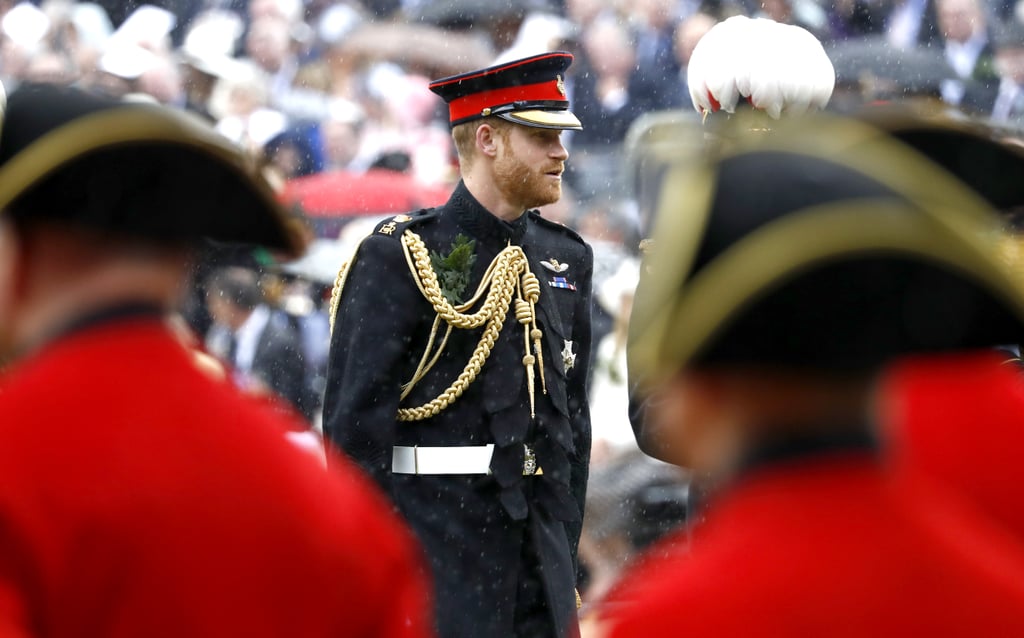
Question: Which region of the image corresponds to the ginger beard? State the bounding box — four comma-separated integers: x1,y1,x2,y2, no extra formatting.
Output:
492,134,564,212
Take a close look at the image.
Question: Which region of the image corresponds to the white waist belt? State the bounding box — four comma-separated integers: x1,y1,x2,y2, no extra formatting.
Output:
392,444,542,475
392,444,495,475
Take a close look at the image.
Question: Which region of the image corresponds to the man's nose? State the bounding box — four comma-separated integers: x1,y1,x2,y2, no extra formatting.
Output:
551,138,569,161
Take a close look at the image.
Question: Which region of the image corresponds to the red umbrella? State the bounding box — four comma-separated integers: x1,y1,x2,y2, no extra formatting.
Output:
281,169,452,217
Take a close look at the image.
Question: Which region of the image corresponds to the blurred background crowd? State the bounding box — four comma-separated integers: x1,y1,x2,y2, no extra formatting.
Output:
6,0,1024,608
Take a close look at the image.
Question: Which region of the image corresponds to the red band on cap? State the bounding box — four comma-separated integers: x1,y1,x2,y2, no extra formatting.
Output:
447,79,568,123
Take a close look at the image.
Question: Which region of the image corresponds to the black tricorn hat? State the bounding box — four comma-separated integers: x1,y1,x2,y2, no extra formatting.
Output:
0,82,304,257
429,51,582,130
854,105,1024,214
628,113,1024,388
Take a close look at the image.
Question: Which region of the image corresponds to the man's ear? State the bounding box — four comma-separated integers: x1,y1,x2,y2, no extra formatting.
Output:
2,219,32,296
0,219,27,345
475,123,500,158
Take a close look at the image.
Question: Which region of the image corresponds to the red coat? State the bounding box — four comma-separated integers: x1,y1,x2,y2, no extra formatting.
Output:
0,317,433,638
599,454,1024,637
878,352,1024,540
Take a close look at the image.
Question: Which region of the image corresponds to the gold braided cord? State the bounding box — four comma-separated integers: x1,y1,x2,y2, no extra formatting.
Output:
398,232,513,393
400,316,452,401
397,229,544,421
328,235,377,334
401,230,517,330
520,272,547,394
399,237,534,400
328,258,353,334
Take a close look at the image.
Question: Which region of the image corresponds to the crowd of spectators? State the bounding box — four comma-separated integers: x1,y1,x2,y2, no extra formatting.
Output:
8,0,1024,205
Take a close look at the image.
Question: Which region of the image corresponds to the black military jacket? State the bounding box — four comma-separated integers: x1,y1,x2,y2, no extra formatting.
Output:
324,181,593,638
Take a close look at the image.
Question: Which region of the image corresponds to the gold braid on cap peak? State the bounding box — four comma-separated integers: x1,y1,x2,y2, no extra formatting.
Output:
329,229,546,421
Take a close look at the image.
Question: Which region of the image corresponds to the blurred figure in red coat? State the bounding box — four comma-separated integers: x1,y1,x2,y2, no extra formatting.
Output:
0,82,433,638
595,112,1024,637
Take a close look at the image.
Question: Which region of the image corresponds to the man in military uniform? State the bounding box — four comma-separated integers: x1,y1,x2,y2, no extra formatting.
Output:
0,82,432,637
323,52,593,638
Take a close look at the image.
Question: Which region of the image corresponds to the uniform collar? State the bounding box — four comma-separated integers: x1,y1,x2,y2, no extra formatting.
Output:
11,302,167,363
449,181,529,248
686,425,877,520
45,303,166,346
739,424,877,476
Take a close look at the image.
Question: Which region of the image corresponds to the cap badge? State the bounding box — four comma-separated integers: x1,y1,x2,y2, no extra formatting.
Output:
556,75,566,97
541,258,569,273
392,214,412,223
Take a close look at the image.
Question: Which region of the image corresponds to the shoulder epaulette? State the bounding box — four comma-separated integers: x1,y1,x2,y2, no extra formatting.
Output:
371,208,438,239
331,209,437,333
527,209,587,245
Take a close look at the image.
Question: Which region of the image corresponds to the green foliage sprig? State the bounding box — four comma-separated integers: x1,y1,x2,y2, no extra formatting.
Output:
430,234,477,304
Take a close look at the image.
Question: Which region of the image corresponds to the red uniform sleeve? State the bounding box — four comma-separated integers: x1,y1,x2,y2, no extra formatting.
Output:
0,581,31,638
373,529,434,638
322,448,436,638
879,352,1024,539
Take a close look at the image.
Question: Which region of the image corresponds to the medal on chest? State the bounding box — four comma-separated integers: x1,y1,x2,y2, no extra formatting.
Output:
562,339,576,371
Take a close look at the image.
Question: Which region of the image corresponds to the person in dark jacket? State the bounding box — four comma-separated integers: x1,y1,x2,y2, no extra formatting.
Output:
323,51,593,638
206,265,311,420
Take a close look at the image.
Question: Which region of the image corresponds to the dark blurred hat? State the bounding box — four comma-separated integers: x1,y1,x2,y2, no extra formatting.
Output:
855,106,1024,213
429,51,581,130
0,82,304,257
826,35,955,100
993,18,1024,50
406,0,553,30
856,111,1024,292
627,113,1024,387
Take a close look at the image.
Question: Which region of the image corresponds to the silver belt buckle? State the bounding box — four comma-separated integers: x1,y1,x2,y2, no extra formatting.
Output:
523,444,538,476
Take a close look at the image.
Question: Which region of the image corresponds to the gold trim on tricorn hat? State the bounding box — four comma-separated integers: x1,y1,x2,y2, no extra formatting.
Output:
854,104,1024,213
628,112,1024,391
852,107,1024,294
0,82,303,257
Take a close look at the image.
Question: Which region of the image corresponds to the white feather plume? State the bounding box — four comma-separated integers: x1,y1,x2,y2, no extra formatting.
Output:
687,16,835,120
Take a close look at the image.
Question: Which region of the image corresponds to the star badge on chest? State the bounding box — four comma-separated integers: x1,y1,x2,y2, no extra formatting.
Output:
561,339,576,371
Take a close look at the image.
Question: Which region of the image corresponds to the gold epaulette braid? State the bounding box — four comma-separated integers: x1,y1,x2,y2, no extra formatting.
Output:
328,254,354,335
397,229,545,421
